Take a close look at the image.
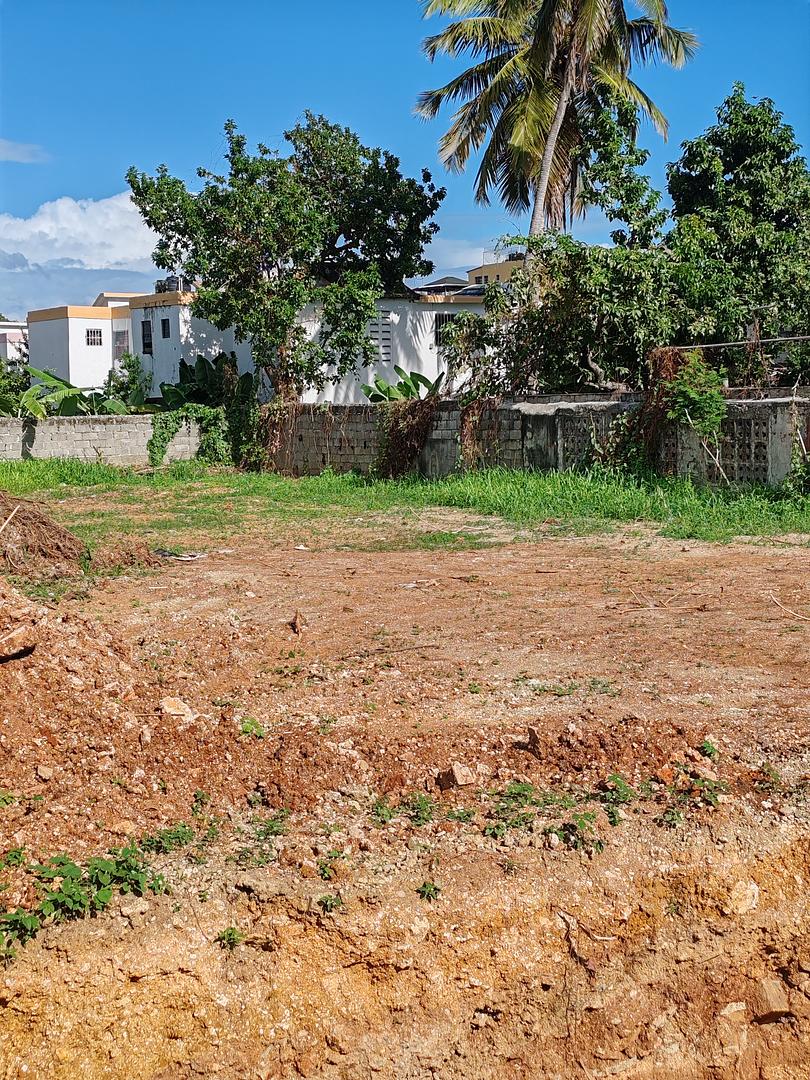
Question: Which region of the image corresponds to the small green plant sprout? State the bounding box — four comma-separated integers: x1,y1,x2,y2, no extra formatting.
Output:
140,822,195,854
416,880,441,902
239,716,266,739
0,791,19,808
534,681,579,697
587,677,619,697
401,793,435,827
0,909,42,960
253,809,290,839
657,807,684,829
755,761,782,792
699,739,719,761
215,926,245,951
317,850,346,881
467,681,483,694
191,790,211,817
0,847,25,871
317,715,338,735
548,812,605,854
371,796,397,826
317,894,343,914
446,807,475,824
598,774,636,826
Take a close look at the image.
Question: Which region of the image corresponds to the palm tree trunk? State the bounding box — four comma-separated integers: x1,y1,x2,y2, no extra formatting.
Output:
529,60,574,236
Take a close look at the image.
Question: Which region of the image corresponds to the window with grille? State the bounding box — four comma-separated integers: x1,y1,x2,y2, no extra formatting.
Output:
113,329,129,361
141,320,153,356
367,309,393,362
86,328,103,346
161,318,171,339
434,312,457,348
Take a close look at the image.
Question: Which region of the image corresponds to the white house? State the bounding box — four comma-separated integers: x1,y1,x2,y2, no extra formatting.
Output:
0,319,27,367
27,287,483,402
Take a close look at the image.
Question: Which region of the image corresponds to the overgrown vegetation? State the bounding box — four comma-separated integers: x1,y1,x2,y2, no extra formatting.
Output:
1,462,808,543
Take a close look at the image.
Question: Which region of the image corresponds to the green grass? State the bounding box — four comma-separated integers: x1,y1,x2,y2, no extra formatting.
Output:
1,460,808,543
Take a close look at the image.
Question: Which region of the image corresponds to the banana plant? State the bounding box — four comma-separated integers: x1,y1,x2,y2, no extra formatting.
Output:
0,367,129,418
361,365,445,403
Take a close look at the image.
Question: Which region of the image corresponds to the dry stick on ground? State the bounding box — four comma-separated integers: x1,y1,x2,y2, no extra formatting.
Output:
768,593,810,622
0,505,19,540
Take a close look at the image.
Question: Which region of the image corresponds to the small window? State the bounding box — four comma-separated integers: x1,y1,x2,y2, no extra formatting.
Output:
434,312,457,348
483,275,489,284
86,328,103,346
141,319,153,356
474,276,483,285
161,318,171,339
113,329,129,361
496,274,500,282
367,310,393,362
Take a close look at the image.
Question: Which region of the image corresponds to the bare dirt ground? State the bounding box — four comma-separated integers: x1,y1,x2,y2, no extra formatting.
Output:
1,515,809,1079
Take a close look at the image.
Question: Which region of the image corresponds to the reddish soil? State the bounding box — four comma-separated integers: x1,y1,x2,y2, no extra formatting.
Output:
1,527,809,1078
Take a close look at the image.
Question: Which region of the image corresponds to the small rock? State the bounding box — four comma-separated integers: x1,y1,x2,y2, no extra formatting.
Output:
139,725,152,747
546,832,560,849
527,726,541,754
753,977,792,1024
435,762,475,791
36,764,54,782
159,697,198,722
723,880,759,916
120,897,149,919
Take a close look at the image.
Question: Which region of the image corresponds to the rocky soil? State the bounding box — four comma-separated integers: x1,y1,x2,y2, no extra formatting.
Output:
1,530,808,1078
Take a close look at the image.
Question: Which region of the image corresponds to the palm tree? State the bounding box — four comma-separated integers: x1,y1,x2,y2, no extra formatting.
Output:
417,0,698,234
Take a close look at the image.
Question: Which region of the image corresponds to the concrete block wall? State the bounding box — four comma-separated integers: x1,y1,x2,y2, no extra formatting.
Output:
0,415,200,467
266,405,381,475
0,396,806,485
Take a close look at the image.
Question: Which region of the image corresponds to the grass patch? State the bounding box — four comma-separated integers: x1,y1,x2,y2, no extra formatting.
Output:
1,461,808,543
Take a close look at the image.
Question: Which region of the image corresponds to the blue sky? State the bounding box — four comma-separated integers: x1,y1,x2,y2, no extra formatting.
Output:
0,0,808,318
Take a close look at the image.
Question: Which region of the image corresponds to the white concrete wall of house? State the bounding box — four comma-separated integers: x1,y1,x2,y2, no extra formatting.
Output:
130,303,253,391
27,318,71,381
301,297,483,406
66,316,116,388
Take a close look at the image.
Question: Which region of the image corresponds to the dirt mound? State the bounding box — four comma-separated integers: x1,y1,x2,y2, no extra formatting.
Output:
0,491,86,573
90,538,160,572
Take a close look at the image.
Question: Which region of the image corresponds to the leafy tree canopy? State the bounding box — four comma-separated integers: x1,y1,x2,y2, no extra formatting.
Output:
667,83,810,377
127,117,445,396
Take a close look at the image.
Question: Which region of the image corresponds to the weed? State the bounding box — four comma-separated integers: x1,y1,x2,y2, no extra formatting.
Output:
501,858,519,876
317,716,338,735
253,809,290,840
0,848,25,871
587,678,619,697
547,812,604,854
0,791,19,808
658,807,684,829
239,716,266,739
534,681,579,697
140,822,195,854
371,797,397,826
216,926,245,950
317,850,346,881
699,739,719,761
416,880,441,902
401,793,435,827
317,894,343,914
446,807,475,824
198,890,210,903
756,761,783,792
0,909,41,960
598,774,636,826
191,790,211,817
467,681,483,694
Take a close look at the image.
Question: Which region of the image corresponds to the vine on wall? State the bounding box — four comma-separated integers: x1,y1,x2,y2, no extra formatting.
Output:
374,398,440,478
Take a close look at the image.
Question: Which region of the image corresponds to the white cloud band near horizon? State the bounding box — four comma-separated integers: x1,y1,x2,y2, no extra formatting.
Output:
0,192,157,272
0,138,50,164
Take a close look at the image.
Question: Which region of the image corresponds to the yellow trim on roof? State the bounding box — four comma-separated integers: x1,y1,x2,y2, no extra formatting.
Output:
128,291,195,310
28,305,131,323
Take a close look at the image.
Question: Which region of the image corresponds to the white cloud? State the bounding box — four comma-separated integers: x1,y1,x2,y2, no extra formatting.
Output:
0,192,157,271
0,138,49,164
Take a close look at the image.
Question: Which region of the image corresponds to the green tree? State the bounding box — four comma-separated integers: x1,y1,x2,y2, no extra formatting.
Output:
417,0,697,233
127,117,444,397
285,113,445,294
667,84,810,381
